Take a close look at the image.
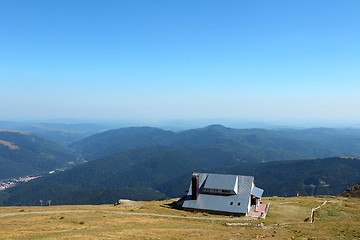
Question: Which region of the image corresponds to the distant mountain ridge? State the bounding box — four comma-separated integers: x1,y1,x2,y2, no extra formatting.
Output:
70,125,360,162
20,123,109,145
0,130,83,179
70,127,177,161
0,121,110,145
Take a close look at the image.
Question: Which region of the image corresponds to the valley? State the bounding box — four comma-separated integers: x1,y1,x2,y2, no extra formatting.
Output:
0,175,40,191
1,124,360,206
0,130,83,179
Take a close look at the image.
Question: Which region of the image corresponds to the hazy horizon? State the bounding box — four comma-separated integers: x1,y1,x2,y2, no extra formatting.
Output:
1,1,360,123
1,118,360,131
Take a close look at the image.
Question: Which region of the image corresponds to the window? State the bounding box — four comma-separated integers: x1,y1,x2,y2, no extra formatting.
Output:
230,202,233,205
237,202,241,206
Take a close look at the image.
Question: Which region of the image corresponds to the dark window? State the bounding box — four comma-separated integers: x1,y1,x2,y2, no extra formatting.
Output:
230,202,233,205
237,202,241,206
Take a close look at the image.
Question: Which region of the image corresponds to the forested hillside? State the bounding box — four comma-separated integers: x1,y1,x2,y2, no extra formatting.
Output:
2,125,360,205
70,125,360,162
20,123,108,145
0,130,82,179
3,151,360,205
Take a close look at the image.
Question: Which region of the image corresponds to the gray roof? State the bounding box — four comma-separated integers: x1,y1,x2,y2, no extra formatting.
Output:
203,173,238,192
181,173,261,215
251,186,264,198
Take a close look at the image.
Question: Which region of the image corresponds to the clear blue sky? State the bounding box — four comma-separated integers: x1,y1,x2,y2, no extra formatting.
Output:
1,0,359,124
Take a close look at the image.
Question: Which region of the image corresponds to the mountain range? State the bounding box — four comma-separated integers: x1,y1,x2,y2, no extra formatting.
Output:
1,124,360,206
71,125,360,162
10,122,108,145
2,154,360,206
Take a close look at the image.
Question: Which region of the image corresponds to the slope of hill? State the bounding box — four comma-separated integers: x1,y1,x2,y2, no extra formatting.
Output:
0,122,109,145
20,123,108,145
70,127,177,160
218,157,360,197
2,146,235,205
275,127,360,155
3,147,360,206
340,183,360,197
3,125,360,205
1,197,359,239
0,130,83,179
70,125,360,162
158,157,360,197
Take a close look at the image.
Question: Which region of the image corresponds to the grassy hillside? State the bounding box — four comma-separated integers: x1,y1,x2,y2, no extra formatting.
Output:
0,196,359,239
0,130,83,179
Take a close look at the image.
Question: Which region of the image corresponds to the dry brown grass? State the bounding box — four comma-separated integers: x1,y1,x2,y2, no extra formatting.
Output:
0,140,19,150
0,130,29,135
0,197,359,239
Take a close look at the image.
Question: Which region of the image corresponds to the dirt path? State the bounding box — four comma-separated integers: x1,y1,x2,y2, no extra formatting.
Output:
310,200,327,223
0,209,256,221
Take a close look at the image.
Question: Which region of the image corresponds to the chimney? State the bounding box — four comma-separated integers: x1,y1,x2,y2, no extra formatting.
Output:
192,174,199,200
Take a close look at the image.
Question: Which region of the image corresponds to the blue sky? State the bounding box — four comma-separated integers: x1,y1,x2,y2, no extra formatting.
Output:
1,1,359,124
